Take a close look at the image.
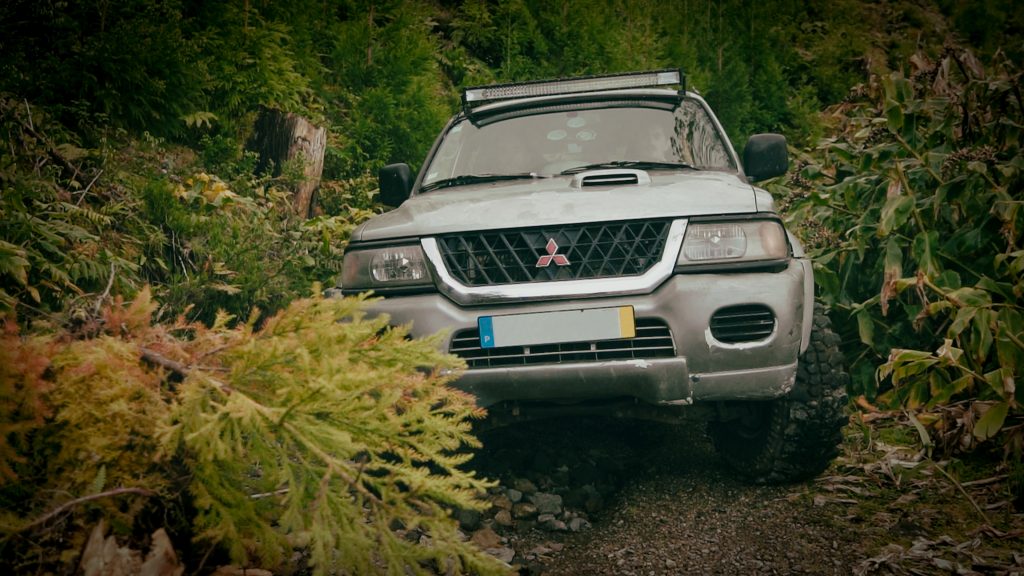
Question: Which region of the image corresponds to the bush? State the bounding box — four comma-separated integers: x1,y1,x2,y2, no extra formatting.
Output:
0,93,365,326
0,290,508,575
780,47,1023,457
0,95,160,316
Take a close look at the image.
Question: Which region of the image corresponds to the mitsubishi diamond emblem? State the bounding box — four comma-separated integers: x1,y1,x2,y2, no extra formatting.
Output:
536,238,570,267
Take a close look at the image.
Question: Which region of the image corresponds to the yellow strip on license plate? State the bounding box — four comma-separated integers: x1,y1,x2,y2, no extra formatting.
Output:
479,306,635,349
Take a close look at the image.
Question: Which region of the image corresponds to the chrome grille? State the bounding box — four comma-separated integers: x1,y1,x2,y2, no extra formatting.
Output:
450,319,675,369
436,220,670,286
710,305,775,343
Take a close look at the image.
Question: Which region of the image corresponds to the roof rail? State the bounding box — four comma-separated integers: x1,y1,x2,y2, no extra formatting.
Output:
461,68,684,117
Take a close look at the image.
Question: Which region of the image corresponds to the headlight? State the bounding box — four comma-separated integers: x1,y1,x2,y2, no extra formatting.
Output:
677,220,788,266
341,244,433,290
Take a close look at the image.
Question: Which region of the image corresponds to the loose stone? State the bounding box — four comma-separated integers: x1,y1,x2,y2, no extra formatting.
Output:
512,478,538,494
513,502,538,519
470,527,501,549
568,517,591,532
487,546,516,564
532,492,563,516
494,509,513,527
457,509,482,532
491,494,513,511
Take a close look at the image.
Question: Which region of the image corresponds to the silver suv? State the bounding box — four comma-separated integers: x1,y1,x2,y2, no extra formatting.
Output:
339,70,848,483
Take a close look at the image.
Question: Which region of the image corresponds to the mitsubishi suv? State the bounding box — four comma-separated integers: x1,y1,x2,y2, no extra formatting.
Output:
338,69,848,483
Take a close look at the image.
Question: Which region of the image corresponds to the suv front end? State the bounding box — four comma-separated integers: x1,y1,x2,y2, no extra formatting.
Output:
338,70,847,484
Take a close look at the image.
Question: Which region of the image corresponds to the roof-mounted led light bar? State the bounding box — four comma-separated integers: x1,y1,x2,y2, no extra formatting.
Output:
461,68,684,116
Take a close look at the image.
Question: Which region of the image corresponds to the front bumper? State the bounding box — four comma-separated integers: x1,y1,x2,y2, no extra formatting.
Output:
361,259,810,407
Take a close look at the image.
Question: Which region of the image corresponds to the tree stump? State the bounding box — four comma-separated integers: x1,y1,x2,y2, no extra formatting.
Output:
247,109,326,218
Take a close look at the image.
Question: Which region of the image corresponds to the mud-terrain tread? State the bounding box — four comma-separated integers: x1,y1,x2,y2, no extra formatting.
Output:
710,303,849,484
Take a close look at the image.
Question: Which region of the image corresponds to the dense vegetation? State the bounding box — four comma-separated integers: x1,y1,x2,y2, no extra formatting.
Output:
0,0,1021,573
780,46,1023,457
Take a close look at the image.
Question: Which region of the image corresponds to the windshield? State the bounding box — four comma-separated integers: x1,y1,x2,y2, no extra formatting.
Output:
421,99,736,188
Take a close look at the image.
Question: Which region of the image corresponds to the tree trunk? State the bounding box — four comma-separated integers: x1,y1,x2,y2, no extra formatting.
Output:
247,109,326,218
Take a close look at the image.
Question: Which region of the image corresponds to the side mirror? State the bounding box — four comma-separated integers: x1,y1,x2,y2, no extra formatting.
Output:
379,163,414,207
743,134,788,182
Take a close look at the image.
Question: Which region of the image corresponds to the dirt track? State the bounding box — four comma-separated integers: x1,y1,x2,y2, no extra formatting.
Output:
471,418,864,575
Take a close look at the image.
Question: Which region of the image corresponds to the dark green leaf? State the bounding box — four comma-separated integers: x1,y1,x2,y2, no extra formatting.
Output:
857,310,875,346
973,401,1009,441
886,103,904,133
912,231,941,277
879,195,915,237
934,270,961,291
947,288,992,308
972,309,996,365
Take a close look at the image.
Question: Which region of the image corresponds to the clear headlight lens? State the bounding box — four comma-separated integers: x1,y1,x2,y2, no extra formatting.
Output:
341,244,432,289
677,220,788,265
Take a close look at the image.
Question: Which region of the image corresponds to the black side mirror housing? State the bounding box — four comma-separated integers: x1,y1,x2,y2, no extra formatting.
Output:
379,163,414,207
743,134,788,182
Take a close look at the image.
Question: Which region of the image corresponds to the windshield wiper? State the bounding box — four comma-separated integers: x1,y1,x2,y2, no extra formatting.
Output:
420,173,544,193
560,160,697,175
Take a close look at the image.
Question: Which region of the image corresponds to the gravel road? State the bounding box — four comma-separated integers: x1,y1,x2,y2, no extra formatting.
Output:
469,417,865,575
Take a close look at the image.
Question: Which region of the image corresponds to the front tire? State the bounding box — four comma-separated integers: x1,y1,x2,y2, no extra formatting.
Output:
709,304,849,484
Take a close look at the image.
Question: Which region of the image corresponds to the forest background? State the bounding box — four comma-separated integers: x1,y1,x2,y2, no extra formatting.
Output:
0,0,1021,574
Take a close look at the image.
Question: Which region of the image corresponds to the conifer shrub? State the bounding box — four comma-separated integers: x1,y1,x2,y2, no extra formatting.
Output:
0,290,509,575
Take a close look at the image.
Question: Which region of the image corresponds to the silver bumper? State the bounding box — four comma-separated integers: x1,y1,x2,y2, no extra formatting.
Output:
362,260,810,407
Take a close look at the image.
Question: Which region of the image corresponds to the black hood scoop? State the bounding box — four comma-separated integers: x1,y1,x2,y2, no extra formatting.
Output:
571,169,651,188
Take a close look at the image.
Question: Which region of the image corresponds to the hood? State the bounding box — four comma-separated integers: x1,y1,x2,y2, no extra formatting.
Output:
353,170,766,242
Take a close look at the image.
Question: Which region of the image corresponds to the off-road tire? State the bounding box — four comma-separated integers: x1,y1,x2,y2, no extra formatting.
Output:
709,303,849,484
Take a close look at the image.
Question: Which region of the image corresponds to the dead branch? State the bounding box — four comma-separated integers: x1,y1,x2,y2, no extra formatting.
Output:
19,114,80,179
17,487,156,533
931,461,990,524
140,347,191,377
961,474,1009,488
140,348,234,394
250,488,290,500
76,168,104,206
93,262,116,317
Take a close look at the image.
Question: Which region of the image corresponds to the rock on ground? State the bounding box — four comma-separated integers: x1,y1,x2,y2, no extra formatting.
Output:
470,418,863,575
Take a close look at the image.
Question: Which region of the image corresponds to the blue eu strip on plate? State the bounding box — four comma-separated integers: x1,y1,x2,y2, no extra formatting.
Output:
479,316,496,349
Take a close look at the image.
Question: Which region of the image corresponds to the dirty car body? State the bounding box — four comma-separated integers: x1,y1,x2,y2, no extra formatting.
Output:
341,70,812,411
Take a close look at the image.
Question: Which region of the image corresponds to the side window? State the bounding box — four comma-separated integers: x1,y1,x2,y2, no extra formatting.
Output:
672,101,735,170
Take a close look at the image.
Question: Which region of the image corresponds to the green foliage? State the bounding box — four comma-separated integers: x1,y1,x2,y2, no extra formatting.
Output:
3,2,1023,570
781,47,1023,456
5,0,999,178
43,293,172,531
199,133,260,182
165,292,504,573
0,0,206,136
317,172,381,217
141,171,354,323
0,96,155,314
1,96,353,325
0,291,506,575
0,291,174,564
193,4,315,127
323,1,453,176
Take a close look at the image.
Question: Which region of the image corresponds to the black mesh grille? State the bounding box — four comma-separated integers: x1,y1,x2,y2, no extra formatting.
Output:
450,319,675,369
710,305,776,343
437,220,670,286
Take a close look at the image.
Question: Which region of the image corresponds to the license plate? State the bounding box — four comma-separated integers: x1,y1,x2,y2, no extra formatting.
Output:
478,306,635,349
